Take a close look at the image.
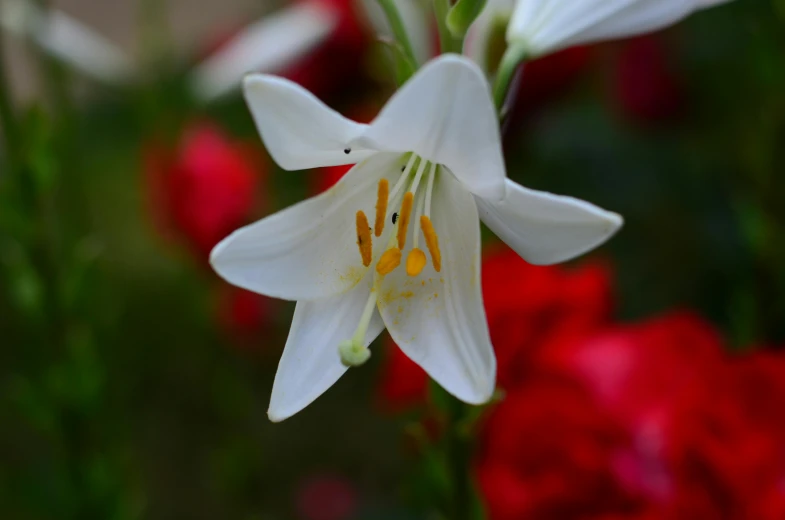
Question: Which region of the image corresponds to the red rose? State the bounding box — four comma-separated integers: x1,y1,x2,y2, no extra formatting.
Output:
377,246,614,410
143,122,264,261
478,375,647,520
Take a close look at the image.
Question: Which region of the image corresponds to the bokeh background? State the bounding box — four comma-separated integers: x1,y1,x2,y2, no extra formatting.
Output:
2,0,784,519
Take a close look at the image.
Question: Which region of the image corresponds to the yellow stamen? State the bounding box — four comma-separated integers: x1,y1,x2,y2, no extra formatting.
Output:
397,192,414,249
374,179,389,237
420,216,441,272
406,248,427,277
355,211,372,267
376,248,402,275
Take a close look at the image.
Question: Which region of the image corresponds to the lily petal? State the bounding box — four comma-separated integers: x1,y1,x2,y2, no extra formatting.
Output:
211,153,402,301
244,74,373,170
191,1,339,102
354,54,506,201
268,281,384,422
475,179,623,265
464,0,515,71
377,170,496,404
508,0,732,56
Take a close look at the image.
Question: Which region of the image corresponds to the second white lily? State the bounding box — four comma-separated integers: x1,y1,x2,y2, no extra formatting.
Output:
210,54,622,421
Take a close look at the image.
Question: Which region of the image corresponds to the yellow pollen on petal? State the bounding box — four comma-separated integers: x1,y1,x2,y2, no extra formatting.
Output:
355,211,372,267
406,248,427,277
374,179,389,237
397,192,414,250
420,216,442,272
376,248,402,275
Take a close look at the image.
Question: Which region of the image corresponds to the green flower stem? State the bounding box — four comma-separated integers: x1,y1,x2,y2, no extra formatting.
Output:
377,0,419,67
434,0,461,54
493,43,528,113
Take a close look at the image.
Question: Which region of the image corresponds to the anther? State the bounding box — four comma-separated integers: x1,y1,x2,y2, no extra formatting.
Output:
355,211,372,267
420,216,441,272
376,248,402,275
374,179,389,237
392,212,398,224
396,192,414,250
406,248,427,277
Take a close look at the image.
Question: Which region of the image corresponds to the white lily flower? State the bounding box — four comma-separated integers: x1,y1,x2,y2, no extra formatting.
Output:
506,0,733,57
210,54,622,421
190,1,340,102
1,0,133,85
190,0,433,102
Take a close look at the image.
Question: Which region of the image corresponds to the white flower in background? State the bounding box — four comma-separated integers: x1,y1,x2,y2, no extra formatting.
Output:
210,54,622,421
1,0,132,85
506,0,734,57
191,0,432,102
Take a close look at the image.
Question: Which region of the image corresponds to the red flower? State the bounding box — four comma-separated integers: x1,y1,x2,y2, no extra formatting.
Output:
144,122,264,261
310,164,352,195
505,46,592,132
544,314,785,518
283,0,370,98
478,375,648,520
612,36,682,123
296,473,358,520
216,286,271,347
377,246,614,410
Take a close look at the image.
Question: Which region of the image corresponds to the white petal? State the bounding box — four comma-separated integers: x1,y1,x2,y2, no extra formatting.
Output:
2,1,133,85
191,2,339,102
475,179,623,265
507,0,732,57
354,55,506,201
211,153,403,301
243,74,373,170
268,281,384,422
377,170,496,404
464,0,515,70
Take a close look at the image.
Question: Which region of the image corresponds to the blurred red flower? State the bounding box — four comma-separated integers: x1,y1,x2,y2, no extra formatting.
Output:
144,122,264,261
377,246,614,410
216,286,271,346
284,0,369,98
477,375,649,520
612,36,682,123
296,473,358,520
539,313,785,518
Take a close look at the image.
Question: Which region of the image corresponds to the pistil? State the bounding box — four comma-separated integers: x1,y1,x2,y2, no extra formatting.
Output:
338,289,378,367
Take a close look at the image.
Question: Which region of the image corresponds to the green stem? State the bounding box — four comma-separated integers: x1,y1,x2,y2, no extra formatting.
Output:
449,416,472,520
434,0,461,54
377,0,419,67
493,43,528,113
